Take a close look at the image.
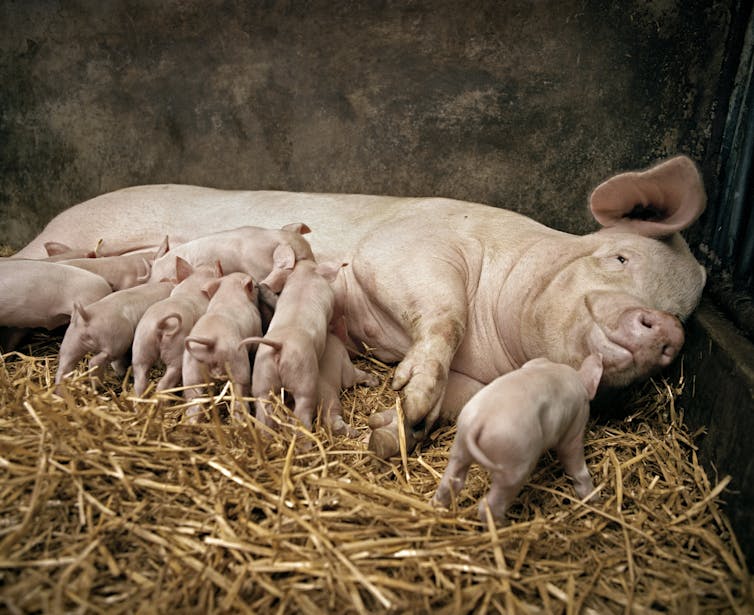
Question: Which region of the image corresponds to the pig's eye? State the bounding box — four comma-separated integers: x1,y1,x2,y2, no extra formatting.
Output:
615,255,628,265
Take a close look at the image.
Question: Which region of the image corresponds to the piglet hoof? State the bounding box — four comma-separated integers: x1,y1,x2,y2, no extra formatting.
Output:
327,417,359,438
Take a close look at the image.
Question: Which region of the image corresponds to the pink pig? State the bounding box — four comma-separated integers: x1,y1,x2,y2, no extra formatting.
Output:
60,236,169,290
432,354,603,526
241,252,344,431
0,260,112,331
55,281,174,387
131,258,223,395
318,333,379,436
149,223,313,283
0,260,113,351
181,272,262,421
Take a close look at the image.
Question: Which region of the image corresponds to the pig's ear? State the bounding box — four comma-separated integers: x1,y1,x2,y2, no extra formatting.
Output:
44,241,71,256
201,278,222,299
260,268,288,293
175,257,194,282
155,236,170,259
579,353,603,400
136,258,153,284
281,222,312,235
316,261,347,283
243,276,257,299
589,156,706,238
213,260,224,277
73,302,91,323
272,243,296,270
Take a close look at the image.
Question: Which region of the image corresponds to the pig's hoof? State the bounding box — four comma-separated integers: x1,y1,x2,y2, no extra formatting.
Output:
368,426,401,459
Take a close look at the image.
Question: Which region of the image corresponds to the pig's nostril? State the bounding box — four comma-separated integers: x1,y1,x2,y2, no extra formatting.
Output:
639,314,654,329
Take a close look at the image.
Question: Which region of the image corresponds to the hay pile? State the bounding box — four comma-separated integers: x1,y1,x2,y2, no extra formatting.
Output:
1,331,751,614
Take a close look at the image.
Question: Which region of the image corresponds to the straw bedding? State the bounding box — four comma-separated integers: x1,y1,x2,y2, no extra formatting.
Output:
1,330,752,614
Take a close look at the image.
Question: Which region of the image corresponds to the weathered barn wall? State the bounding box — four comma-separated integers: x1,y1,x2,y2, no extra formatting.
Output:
0,0,735,248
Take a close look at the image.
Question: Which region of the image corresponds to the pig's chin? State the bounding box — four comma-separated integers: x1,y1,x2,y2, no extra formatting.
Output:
586,324,634,372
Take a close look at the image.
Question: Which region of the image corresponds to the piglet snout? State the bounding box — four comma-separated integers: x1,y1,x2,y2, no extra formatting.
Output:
621,308,684,367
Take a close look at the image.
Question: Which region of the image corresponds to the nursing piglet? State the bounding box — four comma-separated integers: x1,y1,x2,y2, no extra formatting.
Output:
61,236,169,290
55,281,174,387
181,272,262,421
0,260,113,352
318,333,379,436
149,223,313,282
432,354,603,526
0,260,112,331
242,253,344,431
131,258,222,395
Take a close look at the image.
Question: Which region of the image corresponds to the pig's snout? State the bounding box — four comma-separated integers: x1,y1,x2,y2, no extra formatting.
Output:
621,308,684,367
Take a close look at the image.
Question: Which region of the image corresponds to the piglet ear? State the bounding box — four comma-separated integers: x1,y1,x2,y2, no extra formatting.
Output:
155,236,170,259
201,278,222,299
272,243,296,270
73,302,91,323
44,241,71,256
316,261,347,283
589,155,706,238
578,353,603,400
174,257,194,282
281,222,312,235
214,260,224,277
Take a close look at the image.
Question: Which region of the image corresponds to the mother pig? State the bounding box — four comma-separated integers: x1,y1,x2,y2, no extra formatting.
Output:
13,156,707,458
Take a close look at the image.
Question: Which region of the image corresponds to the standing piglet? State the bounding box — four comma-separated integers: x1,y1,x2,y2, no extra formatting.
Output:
181,272,262,420
61,236,169,290
318,333,379,436
432,354,603,526
149,224,313,282
55,281,175,387
241,254,344,431
131,258,222,395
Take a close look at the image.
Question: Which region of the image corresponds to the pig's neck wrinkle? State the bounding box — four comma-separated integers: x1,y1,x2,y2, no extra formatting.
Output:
492,234,587,363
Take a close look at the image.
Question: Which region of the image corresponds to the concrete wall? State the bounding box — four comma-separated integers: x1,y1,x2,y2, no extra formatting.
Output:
0,0,735,248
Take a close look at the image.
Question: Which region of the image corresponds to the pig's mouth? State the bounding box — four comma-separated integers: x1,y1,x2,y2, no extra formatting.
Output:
587,323,634,371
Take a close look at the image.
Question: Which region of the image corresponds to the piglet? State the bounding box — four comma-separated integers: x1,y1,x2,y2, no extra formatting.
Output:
149,223,313,283
318,333,379,436
181,272,262,421
55,281,175,387
131,258,223,395
241,252,345,431
0,260,112,331
432,354,603,526
60,236,169,290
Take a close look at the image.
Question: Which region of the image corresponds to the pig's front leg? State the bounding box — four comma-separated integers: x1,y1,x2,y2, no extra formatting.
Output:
366,280,468,458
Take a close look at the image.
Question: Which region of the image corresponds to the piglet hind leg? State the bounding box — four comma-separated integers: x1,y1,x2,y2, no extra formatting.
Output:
478,475,525,527
432,443,473,510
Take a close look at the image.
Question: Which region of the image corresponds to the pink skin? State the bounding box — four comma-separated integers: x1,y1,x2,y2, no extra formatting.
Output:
241,257,344,431
317,333,380,436
42,239,169,262
181,272,262,421
0,260,112,331
55,281,174,387
13,157,707,458
149,224,313,283
60,236,169,290
432,354,604,526
131,258,222,396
